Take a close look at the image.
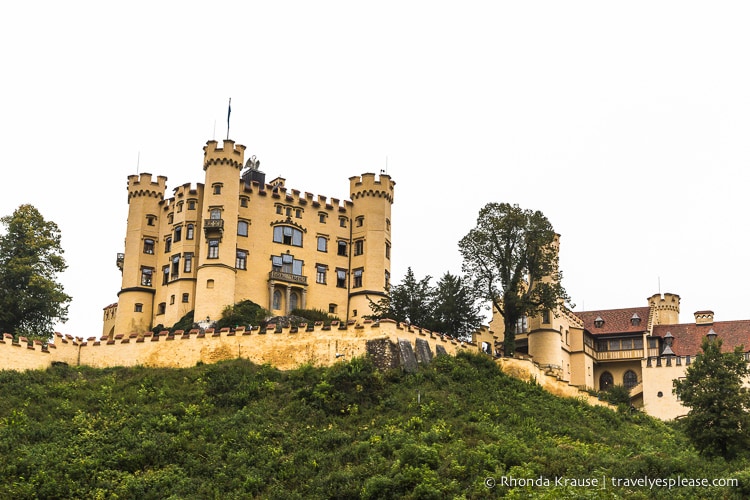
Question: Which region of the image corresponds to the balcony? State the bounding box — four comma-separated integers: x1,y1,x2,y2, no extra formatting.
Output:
268,270,308,285
203,218,224,238
595,349,643,361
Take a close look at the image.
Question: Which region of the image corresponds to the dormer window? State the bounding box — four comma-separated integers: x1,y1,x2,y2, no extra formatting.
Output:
631,313,641,326
594,316,604,328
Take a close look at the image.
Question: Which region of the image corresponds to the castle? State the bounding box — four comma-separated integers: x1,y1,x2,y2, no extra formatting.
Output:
476,289,750,420
103,139,394,337
2,135,746,422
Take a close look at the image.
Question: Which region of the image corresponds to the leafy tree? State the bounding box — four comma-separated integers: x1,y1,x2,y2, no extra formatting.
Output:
0,204,71,340
215,300,268,330
673,335,750,458
368,267,434,327
458,203,569,356
431,272,483,340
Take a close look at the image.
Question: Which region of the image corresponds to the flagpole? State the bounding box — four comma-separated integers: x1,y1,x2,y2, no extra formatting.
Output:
226,97,232,140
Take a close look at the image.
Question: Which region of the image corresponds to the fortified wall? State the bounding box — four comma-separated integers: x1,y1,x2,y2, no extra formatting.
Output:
0,320,473,372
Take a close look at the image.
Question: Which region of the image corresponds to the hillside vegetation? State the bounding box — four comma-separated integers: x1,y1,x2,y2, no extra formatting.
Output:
0,352,748,499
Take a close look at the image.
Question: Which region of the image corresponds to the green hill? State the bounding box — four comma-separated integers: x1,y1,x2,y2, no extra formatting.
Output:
0,352,747,499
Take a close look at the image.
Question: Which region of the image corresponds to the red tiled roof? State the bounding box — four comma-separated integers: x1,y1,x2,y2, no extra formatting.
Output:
653,321,750,356
574,307,651,336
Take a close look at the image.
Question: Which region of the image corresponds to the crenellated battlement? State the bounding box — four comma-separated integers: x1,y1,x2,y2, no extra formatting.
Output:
0,320,476,372
203,139,246,171
127,173,167,201
241,178,355,212
349,173,395,203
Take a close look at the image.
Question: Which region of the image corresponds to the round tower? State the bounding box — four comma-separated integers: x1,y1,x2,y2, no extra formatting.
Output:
194,139,246,324
648,292,680,326
347,172,395,319
114,173,167,335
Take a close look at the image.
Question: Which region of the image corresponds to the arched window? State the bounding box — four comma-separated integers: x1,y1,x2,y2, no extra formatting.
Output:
273,290,282,310
623,370,638,389
290,292,298,311
599,372,614,391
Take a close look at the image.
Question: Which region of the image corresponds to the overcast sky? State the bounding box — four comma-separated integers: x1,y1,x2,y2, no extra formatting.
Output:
2,2,750,337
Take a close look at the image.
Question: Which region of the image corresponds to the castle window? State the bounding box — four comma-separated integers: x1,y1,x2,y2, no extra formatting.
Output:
329,303,337,314
599,371,614,391
356,216,364,227
594,316,604,328
146,215,156,226
177,201,183,213
386,219,391,231
276,205,283,214
168,213,174,224
353,268,363,288
208,239,219,259
134,303,143,313
286,207,292,217
319,213,327,223
143,239,155,254
631,314,641,326
157,303,166,315
337,241,347,256
170,295,175,305
385,270,390,288
186,224,194,240
542,310,550,324
296,209,302,218
182,293,189,303
183,253,193,273
273,290,281,310
339,217,347,228
174,226,182,242
240,196,248,208
514,316,528,334
353,309,357,317
272,254,303,275
171,255,180,279
317,236,328,252
164,237,172,253
207,279,214,289
648,337,658,348
210,208,222,220
290,292,298,311
188,200,196,210
162,266,169,285
354,239,364,256
238,220,249,237
385,242,390,259
316,265,327,284
273,226,303,247
236,250,247,270
140,267,153,287
623,370,638,389
336,269,346,288
213,183,222,195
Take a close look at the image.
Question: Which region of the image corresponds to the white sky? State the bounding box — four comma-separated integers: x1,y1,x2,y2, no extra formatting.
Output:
2,2,750,337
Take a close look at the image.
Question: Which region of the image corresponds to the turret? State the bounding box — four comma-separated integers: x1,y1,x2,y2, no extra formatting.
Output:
114,173,167,336
194,140,246,323
347,172,395,319
648,293,680,326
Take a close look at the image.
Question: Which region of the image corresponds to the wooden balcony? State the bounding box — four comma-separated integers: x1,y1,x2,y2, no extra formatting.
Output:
595,349,643,361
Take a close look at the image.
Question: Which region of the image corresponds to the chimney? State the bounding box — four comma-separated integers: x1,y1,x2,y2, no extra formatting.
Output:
694,310,714,326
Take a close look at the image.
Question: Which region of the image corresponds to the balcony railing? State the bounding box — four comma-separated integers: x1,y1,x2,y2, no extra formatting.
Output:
595,349,643,361
269,270,307,285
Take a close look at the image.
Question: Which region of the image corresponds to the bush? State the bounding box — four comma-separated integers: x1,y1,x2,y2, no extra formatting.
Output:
215,300,268,330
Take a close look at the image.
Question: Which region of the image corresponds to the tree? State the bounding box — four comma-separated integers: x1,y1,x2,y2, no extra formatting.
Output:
673,335,750,458
431,272,484,340
368,267,434,327
458,203,569,356
0,204,71,340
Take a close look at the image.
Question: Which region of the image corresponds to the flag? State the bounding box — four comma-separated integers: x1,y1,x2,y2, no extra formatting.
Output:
227,98,232,127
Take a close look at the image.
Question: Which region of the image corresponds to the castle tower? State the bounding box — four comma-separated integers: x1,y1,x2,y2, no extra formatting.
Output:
193,140,246,323
348,172,395,319
114,173,167,335
648,293,680,326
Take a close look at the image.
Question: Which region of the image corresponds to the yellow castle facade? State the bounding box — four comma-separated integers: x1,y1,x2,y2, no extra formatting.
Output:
104,139,394,337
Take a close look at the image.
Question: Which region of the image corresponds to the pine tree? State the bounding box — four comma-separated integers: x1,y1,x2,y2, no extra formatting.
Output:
431,272,483,340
